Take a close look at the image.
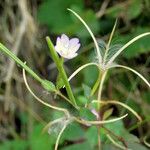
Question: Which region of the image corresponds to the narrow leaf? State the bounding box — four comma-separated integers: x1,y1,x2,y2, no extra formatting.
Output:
107,32,150,65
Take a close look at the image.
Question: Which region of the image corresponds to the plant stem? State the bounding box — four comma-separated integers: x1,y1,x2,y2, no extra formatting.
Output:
0,43,43,83
0,43,78,109
97,70,107,150
46,37,77,107
97,70,107,109
90,71,101,96
97,127,101,150
102,126,128,148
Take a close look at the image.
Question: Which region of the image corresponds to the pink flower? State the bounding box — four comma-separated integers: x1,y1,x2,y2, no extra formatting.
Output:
55,34,80,59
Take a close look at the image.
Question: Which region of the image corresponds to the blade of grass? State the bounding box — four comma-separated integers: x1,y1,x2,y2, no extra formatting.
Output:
74,114,128,125
110,64,150,88
68,62,99,82
106,134,130,150
107,32,150,65
67,8,102,64
0,43,42,83
55,125,67,150
103,19,118,65
92,100,142,122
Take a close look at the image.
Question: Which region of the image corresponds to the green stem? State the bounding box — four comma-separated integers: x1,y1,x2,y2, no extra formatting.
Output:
0,42,77,108
46,37,77,107
97,127,101,150
0,43,43,83
90,71,101,96
97,71,107,110
96,70,107,150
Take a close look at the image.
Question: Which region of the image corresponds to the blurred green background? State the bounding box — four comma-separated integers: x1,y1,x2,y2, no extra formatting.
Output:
0,0,150,149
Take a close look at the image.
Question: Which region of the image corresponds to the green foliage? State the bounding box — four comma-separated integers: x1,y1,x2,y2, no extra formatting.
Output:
103,108,113,120
127,143,149,150
38,0,99,38
83,65,99,86
62,123,85,141
62,141,91,150
105,119,125,136
0,0,150,149
85,126,98,148
38,0,83,31
76,95,88,107
79,108,96,121
117,27,150,58
106,0,142,20
82,84,91,98
0,121,146,150
56,73,65,90
103,120,149,149
0,124,54,150
103,144,148,150
143,92,150,104
29,124,54,150
41,79,56,92
0,140,28,150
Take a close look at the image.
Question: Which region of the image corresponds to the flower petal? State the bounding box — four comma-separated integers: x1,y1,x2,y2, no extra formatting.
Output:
69,38,79,48
55,45,66,56
55,34,80,59
55,45,61,53
56,37,61,46
61,34,69,48
69,43,80,53
66,53,78,59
